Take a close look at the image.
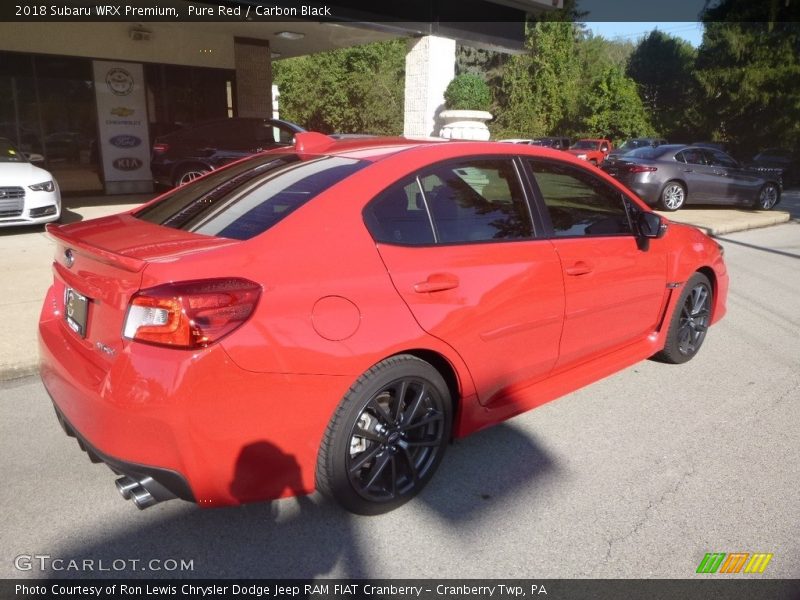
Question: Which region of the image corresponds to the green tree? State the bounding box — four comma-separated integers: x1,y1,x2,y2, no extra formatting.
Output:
579,34,635,86
493,21,582,138
273,39,406,135
579,66,655,144
694,18,800,154
626,30,699,142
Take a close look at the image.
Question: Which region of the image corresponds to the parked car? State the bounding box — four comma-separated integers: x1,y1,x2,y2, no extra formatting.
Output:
0,137,61,227
566,138,613,164
749,148,799,186
40,133,728,515
529,136,571,150
498,137,569,150
606,137,668,161
150,117,306,187
602,144,782,211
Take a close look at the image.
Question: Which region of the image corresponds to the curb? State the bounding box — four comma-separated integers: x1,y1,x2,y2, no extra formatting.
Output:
0,361,39,383
705,214,791,237
658,210,793,237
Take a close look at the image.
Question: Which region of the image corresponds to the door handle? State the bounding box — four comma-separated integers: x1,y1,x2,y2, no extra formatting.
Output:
414,273,459,293
682,168,693,173
565,261,593,276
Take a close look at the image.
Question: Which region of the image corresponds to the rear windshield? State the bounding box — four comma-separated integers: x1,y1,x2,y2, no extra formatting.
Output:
626,146,672,160
136,153,366,240
619,139,652,151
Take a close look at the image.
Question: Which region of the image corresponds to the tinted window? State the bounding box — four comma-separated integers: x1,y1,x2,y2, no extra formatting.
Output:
708,151,738,168
180,121,230,143
136,153,366,240
364,179,435,245
628,146,672,160
528,160,632,237
420,159,532,243
677,149,707,165
364,159,533,245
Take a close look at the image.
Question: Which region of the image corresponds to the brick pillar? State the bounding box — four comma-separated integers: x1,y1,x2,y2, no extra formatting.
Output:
403,36,456,137
234,37,272,118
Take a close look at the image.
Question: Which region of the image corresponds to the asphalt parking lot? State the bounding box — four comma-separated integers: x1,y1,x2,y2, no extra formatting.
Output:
1,196,798,579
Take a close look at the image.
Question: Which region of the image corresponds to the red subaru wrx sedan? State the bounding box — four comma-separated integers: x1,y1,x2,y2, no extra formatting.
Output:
39,133,728,515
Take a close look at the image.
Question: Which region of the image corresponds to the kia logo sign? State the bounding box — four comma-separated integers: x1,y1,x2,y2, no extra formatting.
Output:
109,135,141,148
113,157,143,171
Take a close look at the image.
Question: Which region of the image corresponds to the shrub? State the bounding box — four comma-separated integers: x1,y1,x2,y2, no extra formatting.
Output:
444,74,492,111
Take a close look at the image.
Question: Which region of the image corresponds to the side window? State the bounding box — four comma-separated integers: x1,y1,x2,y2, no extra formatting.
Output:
528,160,633,238
678,149,707,165
363,179,435,245
709,151,738,168
419,159,532,243
211,120,255,147
255,123,295,145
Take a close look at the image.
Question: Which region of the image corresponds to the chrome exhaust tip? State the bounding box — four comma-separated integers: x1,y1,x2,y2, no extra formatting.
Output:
115,476,140,500
115,474,174,509
130,486,158,510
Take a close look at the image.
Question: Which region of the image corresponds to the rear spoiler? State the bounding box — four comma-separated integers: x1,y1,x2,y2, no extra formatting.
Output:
46,223,146,273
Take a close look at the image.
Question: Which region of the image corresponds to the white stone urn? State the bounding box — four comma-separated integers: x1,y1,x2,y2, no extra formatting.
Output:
438,110,493,141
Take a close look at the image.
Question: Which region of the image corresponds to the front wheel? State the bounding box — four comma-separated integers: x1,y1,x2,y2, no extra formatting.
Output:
654,272,713,364
754,183,780,210
659,181,686,211
316,355,452,515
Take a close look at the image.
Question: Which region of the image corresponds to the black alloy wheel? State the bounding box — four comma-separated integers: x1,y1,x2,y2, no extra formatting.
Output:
316,355,451,515
655,272,713,364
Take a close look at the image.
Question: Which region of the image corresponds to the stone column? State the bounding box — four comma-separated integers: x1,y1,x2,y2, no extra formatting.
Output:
234,37,272,118
403,35,456,137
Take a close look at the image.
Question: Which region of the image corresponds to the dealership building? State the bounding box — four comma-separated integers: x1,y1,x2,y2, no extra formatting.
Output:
0,1,559,194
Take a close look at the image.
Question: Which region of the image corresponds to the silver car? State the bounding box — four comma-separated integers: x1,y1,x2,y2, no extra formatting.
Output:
602,144,782,211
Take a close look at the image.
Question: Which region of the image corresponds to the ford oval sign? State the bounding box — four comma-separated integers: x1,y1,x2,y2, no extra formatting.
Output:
113,157,143,171
109,135,142,148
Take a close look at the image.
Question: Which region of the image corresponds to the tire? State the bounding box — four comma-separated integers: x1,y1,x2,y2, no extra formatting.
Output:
753,182,780,210
659,181,686,211
654,272,713,364
173,165,209,187
316,355,452,515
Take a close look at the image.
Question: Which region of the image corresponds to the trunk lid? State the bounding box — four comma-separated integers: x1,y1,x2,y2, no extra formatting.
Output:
46,214,236,369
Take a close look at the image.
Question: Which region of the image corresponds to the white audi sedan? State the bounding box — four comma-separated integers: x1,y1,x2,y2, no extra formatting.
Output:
0,138,61,227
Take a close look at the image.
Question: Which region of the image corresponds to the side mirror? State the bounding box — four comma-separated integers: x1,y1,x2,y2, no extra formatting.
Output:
638,211,667,239
601,145,609,152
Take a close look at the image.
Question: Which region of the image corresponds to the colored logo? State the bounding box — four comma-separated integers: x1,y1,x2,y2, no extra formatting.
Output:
696,552,773,574
110,107,135,117
106,68,134,96
112,157,143,171
109,135,142,148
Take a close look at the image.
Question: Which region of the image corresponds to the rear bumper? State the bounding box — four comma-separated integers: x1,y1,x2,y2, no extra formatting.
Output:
625,178,662,206
38,284,351,506
49,398,194,502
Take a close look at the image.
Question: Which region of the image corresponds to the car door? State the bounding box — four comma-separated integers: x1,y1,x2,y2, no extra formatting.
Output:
523,158,669,368
675,148,716,203
706,149,763,204
363,157,565,407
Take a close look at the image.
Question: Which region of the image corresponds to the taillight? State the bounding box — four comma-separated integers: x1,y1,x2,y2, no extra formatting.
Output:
152,142,170,154
625,165,657,173
123,278,261,349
